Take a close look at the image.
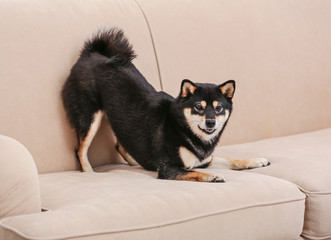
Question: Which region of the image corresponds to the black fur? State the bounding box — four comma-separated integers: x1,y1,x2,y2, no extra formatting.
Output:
62,28,235,181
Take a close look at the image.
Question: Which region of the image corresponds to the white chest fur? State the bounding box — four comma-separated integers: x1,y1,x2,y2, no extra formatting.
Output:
179,146,212,170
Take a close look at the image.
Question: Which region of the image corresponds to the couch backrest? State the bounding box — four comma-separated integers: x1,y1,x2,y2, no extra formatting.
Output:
136,0,331,145
1,0,331,173
0,0,161,173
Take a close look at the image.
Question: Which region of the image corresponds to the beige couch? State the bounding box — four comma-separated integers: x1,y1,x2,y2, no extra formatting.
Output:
1,0,330,239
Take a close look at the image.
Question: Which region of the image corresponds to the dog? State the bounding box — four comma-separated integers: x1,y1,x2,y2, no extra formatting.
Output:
62,28,269,182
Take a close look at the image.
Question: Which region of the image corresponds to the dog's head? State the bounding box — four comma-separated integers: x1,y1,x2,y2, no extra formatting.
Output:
174,79,235,143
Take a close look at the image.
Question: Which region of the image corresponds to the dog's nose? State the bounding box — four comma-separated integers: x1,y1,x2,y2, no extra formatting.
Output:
205,119,216,128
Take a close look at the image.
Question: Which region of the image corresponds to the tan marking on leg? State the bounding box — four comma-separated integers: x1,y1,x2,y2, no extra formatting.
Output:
225,158,270,170
227,158,250,170
77,111,103,172
116,143,139,166
175,171,225,182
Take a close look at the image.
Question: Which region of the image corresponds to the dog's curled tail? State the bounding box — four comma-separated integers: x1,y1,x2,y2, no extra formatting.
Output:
82,28,136,66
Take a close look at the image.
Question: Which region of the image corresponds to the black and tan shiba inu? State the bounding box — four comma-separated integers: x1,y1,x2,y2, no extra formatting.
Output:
62,28,269,182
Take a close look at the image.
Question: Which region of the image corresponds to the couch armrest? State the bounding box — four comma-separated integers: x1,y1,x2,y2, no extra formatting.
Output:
0,135,41,219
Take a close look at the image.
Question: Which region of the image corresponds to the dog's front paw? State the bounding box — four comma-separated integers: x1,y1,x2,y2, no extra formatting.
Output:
204,173,226,183
228,158,270,170
174,171,226,183
247,158,270,169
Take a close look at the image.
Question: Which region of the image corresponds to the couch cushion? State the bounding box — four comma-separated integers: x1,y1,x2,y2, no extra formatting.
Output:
0,0,160,173
0,165,304,240
214,128,331,240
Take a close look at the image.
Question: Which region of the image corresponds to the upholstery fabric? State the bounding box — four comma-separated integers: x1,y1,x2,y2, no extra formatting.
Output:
0,165,305,240
0,0,160,173
0,136,41,219
215,128,331,240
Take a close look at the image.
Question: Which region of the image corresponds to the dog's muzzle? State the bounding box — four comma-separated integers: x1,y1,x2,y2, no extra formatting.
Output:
198,119,217,134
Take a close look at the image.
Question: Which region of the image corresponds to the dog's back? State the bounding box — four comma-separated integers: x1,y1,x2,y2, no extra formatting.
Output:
62,28,169,171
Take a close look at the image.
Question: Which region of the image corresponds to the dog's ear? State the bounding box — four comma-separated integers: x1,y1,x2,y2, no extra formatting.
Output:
219,80,235,99
181,79,197,98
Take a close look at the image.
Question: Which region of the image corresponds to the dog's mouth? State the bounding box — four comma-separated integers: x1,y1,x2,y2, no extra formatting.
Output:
198,126,216,135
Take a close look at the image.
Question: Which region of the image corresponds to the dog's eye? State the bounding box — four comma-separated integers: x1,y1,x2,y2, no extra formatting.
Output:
215,105,223,114
194,103,204,112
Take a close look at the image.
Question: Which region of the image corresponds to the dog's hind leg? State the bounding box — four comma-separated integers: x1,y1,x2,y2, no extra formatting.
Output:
209,156,270,170
76,111,103,172
115,143,139,166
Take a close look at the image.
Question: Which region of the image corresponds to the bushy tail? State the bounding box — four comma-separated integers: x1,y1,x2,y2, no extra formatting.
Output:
81,28,136,66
